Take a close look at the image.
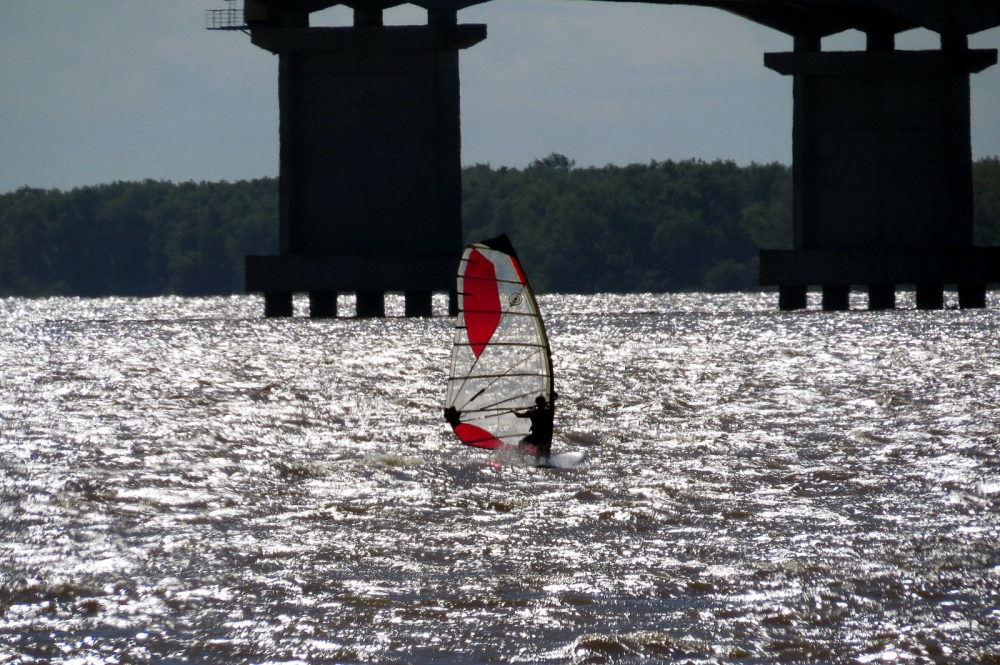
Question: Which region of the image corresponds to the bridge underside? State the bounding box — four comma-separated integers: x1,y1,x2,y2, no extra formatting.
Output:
603,0,1000,41
237,0,1000,315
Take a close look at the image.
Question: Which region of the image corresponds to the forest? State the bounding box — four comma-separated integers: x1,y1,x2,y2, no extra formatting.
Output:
1,156,999,296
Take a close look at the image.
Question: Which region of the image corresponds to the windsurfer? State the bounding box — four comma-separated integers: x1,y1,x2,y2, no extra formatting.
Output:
515,394,556,460
444,406,461,428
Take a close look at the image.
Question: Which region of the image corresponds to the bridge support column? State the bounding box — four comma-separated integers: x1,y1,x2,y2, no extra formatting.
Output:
405,290,433,317
356,291,385,318
868,284,895,311
916,284,944,310
822,285,849,311
264,291,293,317
958,283,987,309
778,285,807,311
760,43,999,307
309,291,337,318
245,20,486,317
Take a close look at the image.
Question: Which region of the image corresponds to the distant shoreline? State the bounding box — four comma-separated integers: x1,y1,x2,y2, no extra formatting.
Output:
1,156,998,298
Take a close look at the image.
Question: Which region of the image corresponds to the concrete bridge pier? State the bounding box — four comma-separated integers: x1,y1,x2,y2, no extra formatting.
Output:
761,33,999,310
915,284,943,310
243,3,485,318
959,282,987,308
309,291,337,318
822,285,849,311
264,291,293,317
868,284,895,310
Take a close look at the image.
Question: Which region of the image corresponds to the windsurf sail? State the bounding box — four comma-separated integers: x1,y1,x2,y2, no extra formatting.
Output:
445,234,554,450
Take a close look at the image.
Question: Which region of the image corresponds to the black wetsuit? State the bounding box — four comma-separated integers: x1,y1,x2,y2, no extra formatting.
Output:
516,405,554,459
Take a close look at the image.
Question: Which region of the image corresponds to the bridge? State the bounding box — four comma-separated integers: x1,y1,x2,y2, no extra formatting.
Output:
211,0,1000,315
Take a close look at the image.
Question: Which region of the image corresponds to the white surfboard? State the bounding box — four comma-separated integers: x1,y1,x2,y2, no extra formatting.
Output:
538,451,587,469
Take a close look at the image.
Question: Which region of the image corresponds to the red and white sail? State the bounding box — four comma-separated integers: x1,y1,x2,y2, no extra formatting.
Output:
445,234,554,449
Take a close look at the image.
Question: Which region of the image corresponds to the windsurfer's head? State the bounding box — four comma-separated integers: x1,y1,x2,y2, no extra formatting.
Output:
536,396,546,408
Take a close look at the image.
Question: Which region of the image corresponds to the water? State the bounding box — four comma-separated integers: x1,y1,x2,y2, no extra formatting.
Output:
1,292,999,664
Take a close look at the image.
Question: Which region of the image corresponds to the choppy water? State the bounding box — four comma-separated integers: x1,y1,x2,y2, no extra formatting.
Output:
1,292,999,664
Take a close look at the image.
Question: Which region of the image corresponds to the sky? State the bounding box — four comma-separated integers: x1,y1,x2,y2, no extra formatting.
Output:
1,1,998,193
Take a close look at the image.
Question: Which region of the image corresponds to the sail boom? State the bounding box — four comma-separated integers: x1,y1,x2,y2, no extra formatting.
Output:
456,310,539,318
450,341,548,349
448,372,548,381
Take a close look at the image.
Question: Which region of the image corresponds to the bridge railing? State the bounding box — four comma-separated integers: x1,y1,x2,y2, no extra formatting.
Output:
206,6,247,31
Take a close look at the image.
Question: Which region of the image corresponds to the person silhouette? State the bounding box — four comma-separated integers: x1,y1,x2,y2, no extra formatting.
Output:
443,406,461,428
515,394,556,460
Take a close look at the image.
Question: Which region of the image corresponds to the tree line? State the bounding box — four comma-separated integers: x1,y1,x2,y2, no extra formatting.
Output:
1,156,999,297
0,179,277,297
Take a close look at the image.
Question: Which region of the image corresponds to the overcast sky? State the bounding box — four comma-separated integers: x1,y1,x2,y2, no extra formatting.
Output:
2,1,998,193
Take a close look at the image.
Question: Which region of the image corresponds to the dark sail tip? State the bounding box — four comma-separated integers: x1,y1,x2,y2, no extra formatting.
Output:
479,234,519,258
